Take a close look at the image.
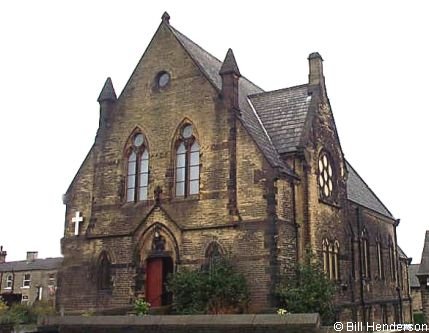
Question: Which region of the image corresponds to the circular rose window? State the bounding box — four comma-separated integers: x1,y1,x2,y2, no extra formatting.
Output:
318,152,334,198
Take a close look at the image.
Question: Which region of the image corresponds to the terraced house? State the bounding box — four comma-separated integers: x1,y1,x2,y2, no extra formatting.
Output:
0,248,61,306
57,12,411,322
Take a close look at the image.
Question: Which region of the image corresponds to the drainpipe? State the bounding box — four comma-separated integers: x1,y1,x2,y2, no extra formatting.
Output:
394,219,403,322
356,206,365,322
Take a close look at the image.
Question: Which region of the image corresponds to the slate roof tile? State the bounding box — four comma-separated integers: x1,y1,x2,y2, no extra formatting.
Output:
409,264,420,288
345,161,394,219
248,85,311,154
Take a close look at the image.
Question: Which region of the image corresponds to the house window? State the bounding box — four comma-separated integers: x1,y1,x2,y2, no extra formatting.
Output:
98,252,112,290
126,133,149,202
318,151,334,199
175,124,200,197
48,273,55,287
5,274,13,289
376,240,384,280
21,295,29,304
362,229,370,279
22,273,31,288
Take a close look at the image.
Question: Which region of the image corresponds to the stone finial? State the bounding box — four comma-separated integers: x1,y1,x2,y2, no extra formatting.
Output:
308,52,324,87
219,48,241,76
97,77,117,103
161,11,170,24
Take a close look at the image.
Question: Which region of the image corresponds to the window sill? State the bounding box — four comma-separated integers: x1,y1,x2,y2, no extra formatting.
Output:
171,194,200,202
21,286,30,289
318,198,341,209
122,200,151,208
3,287,12,290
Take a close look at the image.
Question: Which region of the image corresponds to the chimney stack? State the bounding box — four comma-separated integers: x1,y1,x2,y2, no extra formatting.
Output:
26,251,38,262
308,52,326,97
0,246,6,263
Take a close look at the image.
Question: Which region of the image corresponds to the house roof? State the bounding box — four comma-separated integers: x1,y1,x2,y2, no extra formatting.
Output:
345,161,394,219
0,257,63,273
418,231,429,276
169,25,295,177
409,264,420,288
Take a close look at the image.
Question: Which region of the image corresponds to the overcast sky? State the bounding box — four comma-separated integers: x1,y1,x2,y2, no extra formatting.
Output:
1,1,427,263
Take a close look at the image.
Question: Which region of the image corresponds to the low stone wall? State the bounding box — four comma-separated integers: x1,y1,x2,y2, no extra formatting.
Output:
37,314,321,333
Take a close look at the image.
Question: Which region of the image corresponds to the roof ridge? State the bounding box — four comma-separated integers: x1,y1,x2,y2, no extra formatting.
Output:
345,160,394,218
248,83,308,98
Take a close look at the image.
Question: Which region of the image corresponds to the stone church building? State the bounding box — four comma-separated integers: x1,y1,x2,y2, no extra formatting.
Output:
58,13,411,322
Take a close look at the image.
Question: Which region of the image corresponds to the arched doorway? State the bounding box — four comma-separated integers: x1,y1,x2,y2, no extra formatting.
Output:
137,224,178,307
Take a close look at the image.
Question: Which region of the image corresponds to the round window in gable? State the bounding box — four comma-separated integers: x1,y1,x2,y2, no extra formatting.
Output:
156,71,170,89
318,152,334,198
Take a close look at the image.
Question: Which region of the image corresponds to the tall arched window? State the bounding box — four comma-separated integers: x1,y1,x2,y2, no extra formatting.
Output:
204,241,223,272
362,229,370,279
175,124,200,197
388,238,396,281
333,240,340,281
322,239,329,275
376,238,384,280
126,132,149,202
98,251,112,290
322,239,339,281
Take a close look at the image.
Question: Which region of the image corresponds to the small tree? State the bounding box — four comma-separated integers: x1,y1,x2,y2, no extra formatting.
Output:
276,255,335,324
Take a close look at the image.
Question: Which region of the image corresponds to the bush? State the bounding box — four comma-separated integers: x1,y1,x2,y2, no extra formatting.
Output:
276,256,335,324
0,298,8,315
414,312,426,325
0,301,56,325
167,258,249,314
134,298,151,315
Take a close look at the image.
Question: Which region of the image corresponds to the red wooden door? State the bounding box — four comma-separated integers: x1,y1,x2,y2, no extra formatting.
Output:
145,258,163,307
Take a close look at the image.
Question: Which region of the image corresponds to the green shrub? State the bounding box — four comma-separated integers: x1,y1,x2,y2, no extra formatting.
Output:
276,256,335,324
414,312,426,325
167,268,206,314
167,258,249,314
0,298,8,315
134,298,151,315
5,303,35,325
0,300,56,325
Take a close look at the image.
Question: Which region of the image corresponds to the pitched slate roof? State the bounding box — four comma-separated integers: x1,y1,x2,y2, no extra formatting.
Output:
418,231,429,276
169,25,294,177
167,22,395,216
409,264,420,288
0,257,63,273
248,85,311,154
345,161,394,219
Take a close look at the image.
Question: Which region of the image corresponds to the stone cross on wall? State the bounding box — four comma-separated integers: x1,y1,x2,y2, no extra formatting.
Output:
71,211,83,236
